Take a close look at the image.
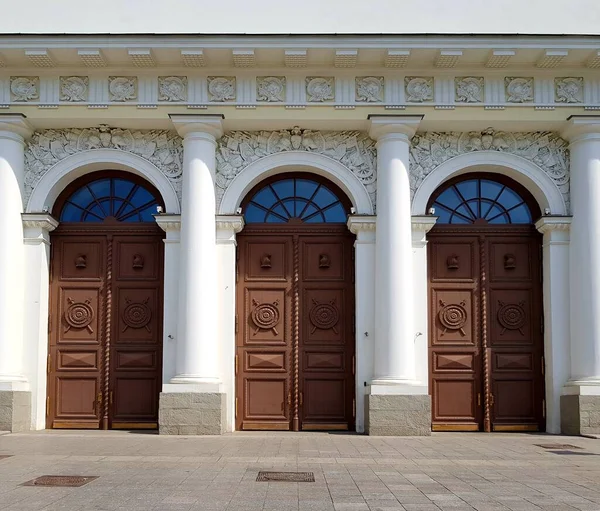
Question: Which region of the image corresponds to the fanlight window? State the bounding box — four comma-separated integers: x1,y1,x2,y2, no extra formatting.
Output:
431,178,533,224
244,177,348,223
60,177,160,223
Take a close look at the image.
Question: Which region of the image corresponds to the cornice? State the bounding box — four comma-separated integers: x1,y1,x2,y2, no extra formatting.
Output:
154,214,181,232
535,216,572,233
21,213,59,231
347,215,376,233
216,215,244,233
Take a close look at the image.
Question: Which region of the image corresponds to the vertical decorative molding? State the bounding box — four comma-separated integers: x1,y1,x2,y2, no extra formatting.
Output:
384,76,403,105
535,77,554,105
484,77,504,105
292,235,300,432
434,76,454,105
102,235,113,430
287,76,305,105
479,235,491,433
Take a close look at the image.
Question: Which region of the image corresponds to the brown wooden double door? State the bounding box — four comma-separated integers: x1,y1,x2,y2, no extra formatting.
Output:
47,228,164,429
236,226,355,431
428,227,545,432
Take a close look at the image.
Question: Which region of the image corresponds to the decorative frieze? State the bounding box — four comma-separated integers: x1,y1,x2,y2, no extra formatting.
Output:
410,129,570,210
455,77,484,103
10,76,39,102
60,76,88,102
555,77,583,104
108,76,137,102
158,76,187,102
257,76,285,102
306,77,334,102
24,127,183,205
356,77,384,103
505,77,534,103
208,76,236,102
405,77,433,103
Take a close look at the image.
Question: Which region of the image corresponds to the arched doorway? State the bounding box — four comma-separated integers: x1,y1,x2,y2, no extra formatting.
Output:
236,174,355,431
427,174,545,432
47,171,164,429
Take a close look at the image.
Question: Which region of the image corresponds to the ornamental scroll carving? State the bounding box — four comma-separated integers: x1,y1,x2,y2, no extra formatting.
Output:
24,127,184,206
410,128,570,211
216,127,377,209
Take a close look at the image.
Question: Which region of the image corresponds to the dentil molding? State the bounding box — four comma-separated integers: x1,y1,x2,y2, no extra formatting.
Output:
24,127,184,205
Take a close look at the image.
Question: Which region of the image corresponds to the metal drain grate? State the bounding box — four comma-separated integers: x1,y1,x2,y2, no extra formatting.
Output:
257,471,315,482
535,444,582,450
549,450,598,456
22,475,98,487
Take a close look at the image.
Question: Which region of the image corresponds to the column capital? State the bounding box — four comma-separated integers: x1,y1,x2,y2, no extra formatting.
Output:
154,213,181,233
21,213,59,232
535,216,572,234
561,115,600,143
411,215,437,233
216,215,244,234
169,114,224,140
347,215,376,234
368,114,423,141
0,113,34,142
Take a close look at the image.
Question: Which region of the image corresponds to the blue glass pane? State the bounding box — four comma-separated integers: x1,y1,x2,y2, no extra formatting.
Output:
305,212,325,223
130,187,154,208
296,179,318,199
253,187,278,209
69,186,95,211
313,187,337,208
271,179,294,200
434,205,451,223
282,199,297,217
244,203,265,223
509,204,532,223
266,213,286,223
61,203,83,222
324,203,346,222
301,204,318,220
455,180,477,200
89,179,110,201
484,203,505,221
480,180,503,200
114,179,135,199
450,215,470,224
436,187,462,210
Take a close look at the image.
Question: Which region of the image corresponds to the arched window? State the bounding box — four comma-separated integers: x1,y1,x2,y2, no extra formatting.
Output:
430,177,535,224
244,176,348,223
59,176,161,223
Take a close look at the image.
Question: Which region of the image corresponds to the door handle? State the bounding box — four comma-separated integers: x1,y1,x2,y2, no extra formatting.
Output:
299,392,303,406
109,391,113,406
95,392,102,414
477,393,481,406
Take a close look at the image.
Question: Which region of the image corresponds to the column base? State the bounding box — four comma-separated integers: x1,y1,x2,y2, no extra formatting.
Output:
0,391,31,432
561,381,600,436
365,384,431,436
159,391,226,435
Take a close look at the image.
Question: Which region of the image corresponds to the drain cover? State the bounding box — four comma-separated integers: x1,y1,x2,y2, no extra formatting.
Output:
257,471,315,482
22,476,98,487
536,444,582,450
549,450,598,456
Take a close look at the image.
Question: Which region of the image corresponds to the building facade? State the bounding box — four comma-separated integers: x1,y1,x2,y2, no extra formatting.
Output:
1,34,599,436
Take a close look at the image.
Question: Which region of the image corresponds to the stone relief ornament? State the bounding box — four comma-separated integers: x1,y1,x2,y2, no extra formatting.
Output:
10,76,39,102
208,76,236,102
108,76,138,102
60,76,88,102
24,126,183,205
216,127,377,209
505,77,534,103
158,76,187,102
455,77,484,103
257,76,286,102
410,128,570,211
306,77,335,102
405,77,433,103
555,77,583,104
355,76,384,102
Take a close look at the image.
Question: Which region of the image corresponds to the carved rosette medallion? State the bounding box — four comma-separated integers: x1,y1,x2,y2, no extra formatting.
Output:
10,77,39,102
60,76,88,102
355,76,384,102
438,300,467,336
309,299,339,334
497,300,526,335
455,77,483,103
555,77,583,104
208,77,236,102
306,77,335,102
108,76,138,102
505,77,534,103
251,299,280,335
405,77,433,103
122,297,151,332
64,297,94,333
257,76,285,102
158,76,187,102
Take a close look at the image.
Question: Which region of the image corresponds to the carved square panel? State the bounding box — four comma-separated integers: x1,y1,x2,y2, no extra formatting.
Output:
493,353,533,372
244,351,287,372
115,240,159,280
58,288,100,344
245,241,288,281
303,351,345,372
489,241,533,281
493,379,535,421
244,289,287,345
433,352,474,372
59,241,103,280
430,240,475,281
245,379,288,420
57,350,99,371
112,377,157,418
114,349,157,370
431,290,475,346
303,378,346,421
115,288,158,343
489,289,532,345
303,288,344,344
302,241,344,281
55,377,98,417
433,379,476,421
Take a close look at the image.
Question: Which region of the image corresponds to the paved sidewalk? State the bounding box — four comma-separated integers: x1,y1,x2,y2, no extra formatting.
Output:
0,431,599,511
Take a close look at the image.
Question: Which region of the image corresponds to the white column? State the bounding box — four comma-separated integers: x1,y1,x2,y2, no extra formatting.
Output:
168,115,224,389
154,214,181,385
22,214,59,429
411,216,438,389
348,216,376,433
0,115,33,391
562,117,600,393
535,217,571,434
216,215,244,432
368,115,423,388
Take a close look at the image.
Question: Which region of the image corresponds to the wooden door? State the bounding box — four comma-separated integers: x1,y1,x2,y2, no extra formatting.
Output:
48,231,163,429
236,227,355,431
428,227,544,432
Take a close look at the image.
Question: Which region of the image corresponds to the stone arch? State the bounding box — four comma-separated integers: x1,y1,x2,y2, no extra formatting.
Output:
27,149,181,214
411,151,567,217
218,151,374,215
